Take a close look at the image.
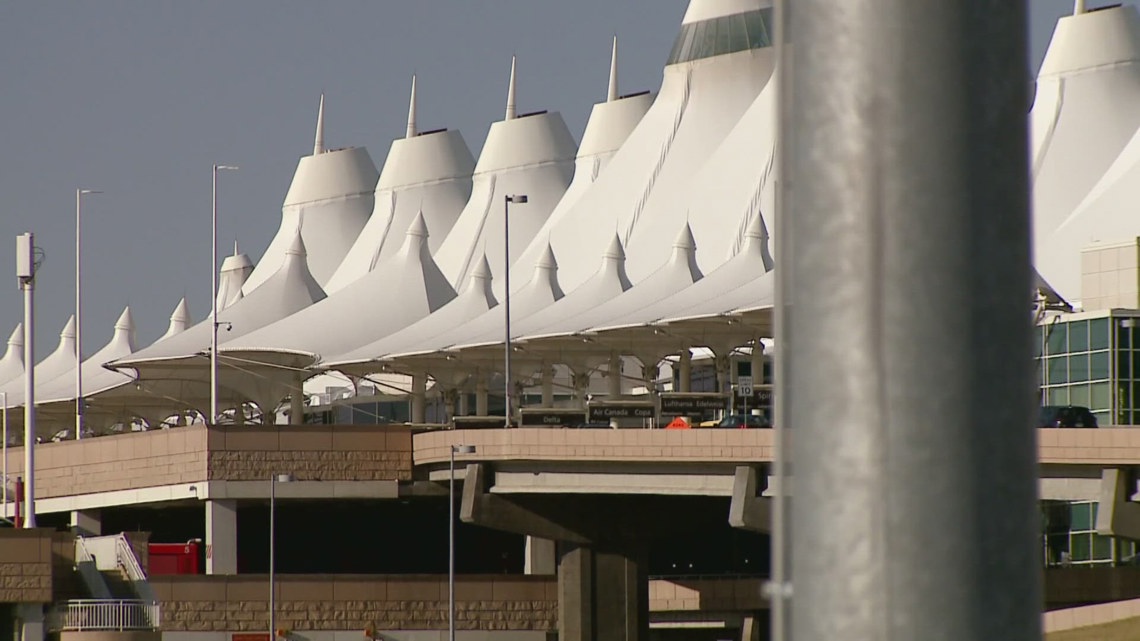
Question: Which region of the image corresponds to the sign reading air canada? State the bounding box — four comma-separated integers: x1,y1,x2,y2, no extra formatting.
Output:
659,393,730,415
519,408,587,427
587,401,655,421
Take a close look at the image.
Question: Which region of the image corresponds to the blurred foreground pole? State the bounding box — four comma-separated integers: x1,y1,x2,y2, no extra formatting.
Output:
785,1,1041,640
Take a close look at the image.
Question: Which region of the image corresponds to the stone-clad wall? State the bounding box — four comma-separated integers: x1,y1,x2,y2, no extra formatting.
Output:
149,575,556,632
206,427,414,482
0,529,53,602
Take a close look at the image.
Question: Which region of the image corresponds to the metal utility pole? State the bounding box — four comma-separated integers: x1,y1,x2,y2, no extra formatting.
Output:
449,444,475,641
503,195,527,427
16,233,38,528
783,2,1041,641
75,188,101,440
211,165,238,425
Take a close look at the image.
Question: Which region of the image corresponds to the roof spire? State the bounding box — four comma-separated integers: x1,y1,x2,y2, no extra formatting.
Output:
505,56,517,121
608,35,619,102
233,240,239,256
406,75,418,139
1074,0,1086,14
313,93,326,155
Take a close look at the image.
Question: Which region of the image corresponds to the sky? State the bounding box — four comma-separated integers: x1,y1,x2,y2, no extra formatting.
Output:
0,0,1123,357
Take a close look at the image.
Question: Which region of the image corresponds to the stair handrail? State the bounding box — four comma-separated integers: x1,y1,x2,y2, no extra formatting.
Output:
113,534,158,604
73,536,113,600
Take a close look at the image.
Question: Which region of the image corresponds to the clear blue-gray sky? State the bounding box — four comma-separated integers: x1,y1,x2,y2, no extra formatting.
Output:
0,1,1118,352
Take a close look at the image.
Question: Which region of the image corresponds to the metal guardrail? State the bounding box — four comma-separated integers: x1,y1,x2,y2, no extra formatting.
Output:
49,599,160,632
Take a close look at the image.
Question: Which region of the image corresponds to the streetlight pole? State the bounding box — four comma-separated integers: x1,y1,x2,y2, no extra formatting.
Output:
75,188,101,440
211,165,238,425
269,472,293,641
16,232,37,528
449,444,475,641
2,391,6,522
502,195,527,428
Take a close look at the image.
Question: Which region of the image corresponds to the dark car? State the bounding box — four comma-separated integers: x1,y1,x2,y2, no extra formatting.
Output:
717,413,772,429
1038,405,1098,428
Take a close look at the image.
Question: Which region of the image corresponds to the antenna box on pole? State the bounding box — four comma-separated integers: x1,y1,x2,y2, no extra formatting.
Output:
15,233,33,280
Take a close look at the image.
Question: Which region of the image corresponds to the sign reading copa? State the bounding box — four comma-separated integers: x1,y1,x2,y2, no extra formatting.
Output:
587,401,655,421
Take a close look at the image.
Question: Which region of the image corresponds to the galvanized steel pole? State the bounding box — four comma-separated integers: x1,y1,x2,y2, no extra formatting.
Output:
785,2,1041,640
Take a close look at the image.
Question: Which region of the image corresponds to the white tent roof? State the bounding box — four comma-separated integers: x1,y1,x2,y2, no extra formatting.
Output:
242,95,380,294
114,231,325,368
508,3,775,293
324,78,477,294
524,223,704,341
160,298,191,340
326,254,499,373
432,56,578,293
382,244,565,360
220,212,456,367
0,323,23,389
216,249,253,311
0,316,76,397
1031,4,1140,300
13,307,138,407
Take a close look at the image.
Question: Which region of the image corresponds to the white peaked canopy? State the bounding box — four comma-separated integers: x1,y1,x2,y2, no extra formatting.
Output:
327,255,499,375
510,0,775,292
113,231,325,370
0,316,76,398
594,214,772,332
432,56,578,293
524,223,704,341
221,213,456,369
548,38,655,219
0,324,23,388
243,95,380,294
216,248,253,311
161,298,191,340
31,307,137,406
453,235,634,351
384,244,565,361
1031,4,1140,300
325,78,477,294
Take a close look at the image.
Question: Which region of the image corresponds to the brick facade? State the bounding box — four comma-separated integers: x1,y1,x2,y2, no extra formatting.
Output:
0,529,53,602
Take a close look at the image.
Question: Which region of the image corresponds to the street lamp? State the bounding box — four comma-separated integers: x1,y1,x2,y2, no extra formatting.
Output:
449,444,476,641
269,472,293,641
76,188,102,440
211,165,239,425
16,232,39,528
503,195,528,428
1,391,6,521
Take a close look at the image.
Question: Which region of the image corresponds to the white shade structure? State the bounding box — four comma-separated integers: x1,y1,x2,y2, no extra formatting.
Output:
0,317,77,399
161,298,192,340
509,1,776,293
324,78,477,294
432,57,578,292
0,324,24,389
37,306,136,406
216,248,253,311
242,95,380,294
1031,4,1140,301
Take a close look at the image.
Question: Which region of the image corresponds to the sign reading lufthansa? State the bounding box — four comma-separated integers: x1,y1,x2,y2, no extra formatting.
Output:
659,393,730,414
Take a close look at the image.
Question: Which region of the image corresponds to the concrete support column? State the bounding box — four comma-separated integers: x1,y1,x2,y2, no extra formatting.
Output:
475,375,489,416
458,390,469,416
740,615,761,641
573,371,591,409
559,543,648,641
677,349,691,393
290,373,305,425
541,364,554,407
233,404,245,425
205,499,238,575
524,536,556,575
607,354,622,398
16,604,43,641
751,339,764,383
70,509,101,536
410,372,427,424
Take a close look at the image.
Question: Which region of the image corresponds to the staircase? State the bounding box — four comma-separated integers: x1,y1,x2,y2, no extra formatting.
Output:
75,534,158,603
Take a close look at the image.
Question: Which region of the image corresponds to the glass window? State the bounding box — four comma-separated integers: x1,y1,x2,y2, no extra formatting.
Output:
1046,323,1067,355
1047,387,1069,406
1120,352,1131,381
1071,533,1093,562
1047,358,1067,385
1071,503,1093,530
1034,326,1044,357
1091,318,1110,350
1069,320,1090,353
1069,355,1090,383
1093,534,1113,561
1091,383,1111,410
1070,384,1091,407
1120,323,1133,350
1091,352,1110,380
1132,351,1140,380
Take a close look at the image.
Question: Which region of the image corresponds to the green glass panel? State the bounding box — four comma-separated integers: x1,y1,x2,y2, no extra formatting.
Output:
1091,318,1111,350
1035,326,1044,357
1047,358,1067,385
1094,410,1111,425
1094,535,1113,560
1092,352,1111,380
1048,387,1069,405
1072,503,1093,530
1071,384,1091,407
1072,533,1093,561
1120,352,1131,381
1133,350,1140,379
1070,320,1090,353
1120,324,1133,349
1070,354,1090,383
1091,383,1111,410
1046,323,1067,355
